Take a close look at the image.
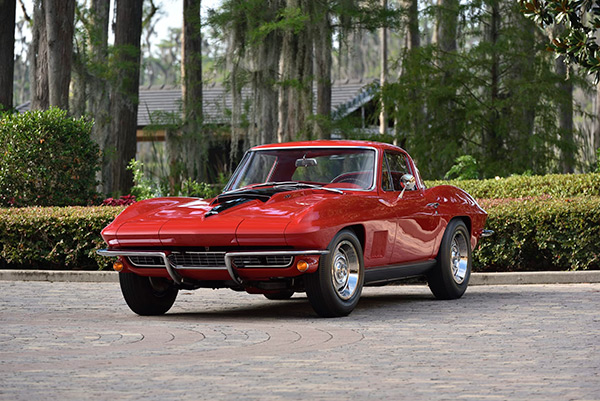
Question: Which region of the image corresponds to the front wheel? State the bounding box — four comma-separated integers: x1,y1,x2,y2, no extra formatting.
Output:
119,273,178,315
305,230,364,317
427,219,471,300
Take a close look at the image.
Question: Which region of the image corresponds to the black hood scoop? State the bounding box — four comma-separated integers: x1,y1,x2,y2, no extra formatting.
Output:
205,197,255,217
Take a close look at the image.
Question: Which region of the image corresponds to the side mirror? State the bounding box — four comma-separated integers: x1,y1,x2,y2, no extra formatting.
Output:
398,174,416,200
401,174,416,191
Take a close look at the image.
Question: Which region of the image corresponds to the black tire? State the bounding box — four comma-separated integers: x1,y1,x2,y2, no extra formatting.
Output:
427,219,471,300
264,290,295,300
305,229,364,317
119,273,178,316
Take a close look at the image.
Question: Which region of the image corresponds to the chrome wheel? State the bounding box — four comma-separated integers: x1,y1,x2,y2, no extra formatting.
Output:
305,230,364,317
450,232,469,284
427,219,471,300
331,240,360,300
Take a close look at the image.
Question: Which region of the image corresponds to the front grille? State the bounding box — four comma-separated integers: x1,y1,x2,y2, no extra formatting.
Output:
233,255,293,268
128,255,165,267
168,252,226,268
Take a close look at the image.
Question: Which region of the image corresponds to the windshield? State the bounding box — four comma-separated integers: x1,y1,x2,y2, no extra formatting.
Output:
226,147,376,192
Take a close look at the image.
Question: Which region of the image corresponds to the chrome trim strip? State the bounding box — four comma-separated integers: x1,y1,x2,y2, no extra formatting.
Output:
224,250,330,286
481,229,494,238
96,249,184,285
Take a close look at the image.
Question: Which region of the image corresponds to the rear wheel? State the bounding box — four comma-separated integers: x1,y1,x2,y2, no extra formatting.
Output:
264,290,295,300
427,219,471,299
119,273,178,315
305,230,364,317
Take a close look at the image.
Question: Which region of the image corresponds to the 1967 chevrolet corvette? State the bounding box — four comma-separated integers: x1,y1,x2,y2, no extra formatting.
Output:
98,140,491,317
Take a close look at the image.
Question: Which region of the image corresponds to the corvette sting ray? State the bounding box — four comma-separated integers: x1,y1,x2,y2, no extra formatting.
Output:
98,140,491,317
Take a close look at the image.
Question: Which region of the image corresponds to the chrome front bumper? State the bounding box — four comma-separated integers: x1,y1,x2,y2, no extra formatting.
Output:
97,249,329,286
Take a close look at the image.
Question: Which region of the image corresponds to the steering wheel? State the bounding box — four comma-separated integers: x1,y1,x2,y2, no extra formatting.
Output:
331,172,370,188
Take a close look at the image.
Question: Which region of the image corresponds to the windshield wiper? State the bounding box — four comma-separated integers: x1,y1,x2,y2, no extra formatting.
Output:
274,182,344,194
223,181,299,194
225,181,344,195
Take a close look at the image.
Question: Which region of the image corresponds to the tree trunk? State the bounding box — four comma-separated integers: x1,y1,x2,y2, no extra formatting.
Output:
485,0,502,169
555,56,574,173
181,0,204,181
278,0,313,141
314,0,332,140
405,0,420,50
258,26,280,145
433,0,458,53
379,0,387,135
30,0,48,110
45,0,75,110
395,0,420,148
595,84,600,154
70,50,87,117
105,0,143,195
0,0,16,110
88,0,111,193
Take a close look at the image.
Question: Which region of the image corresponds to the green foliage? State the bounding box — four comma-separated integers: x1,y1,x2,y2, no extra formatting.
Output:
520,0,600,80
427,173,600,199
474,197,600,271
596,148,600,173
445,155,479,180
128,159,216,200
128,159,156,200
0,108,100,207
380,0,580,179
0,206,122,270
2,195,598,271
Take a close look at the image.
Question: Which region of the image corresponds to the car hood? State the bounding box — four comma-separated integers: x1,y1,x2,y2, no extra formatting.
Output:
104,189,341,248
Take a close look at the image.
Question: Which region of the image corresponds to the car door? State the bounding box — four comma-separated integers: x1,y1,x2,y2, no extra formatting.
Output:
381,151,440,264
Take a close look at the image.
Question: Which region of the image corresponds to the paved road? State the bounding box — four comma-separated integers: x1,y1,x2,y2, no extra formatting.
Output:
0,281,598,401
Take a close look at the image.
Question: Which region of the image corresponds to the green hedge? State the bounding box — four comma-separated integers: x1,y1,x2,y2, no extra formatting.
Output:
0,108,100,207
0,206,122,270
474,197,600,271
426,173,600,199
1,197,598,271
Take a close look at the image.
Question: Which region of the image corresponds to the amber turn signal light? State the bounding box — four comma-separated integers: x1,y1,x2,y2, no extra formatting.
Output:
113,261,124,272
296,260,309,272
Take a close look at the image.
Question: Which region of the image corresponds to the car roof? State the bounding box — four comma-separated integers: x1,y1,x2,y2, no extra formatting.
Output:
251,140,406,153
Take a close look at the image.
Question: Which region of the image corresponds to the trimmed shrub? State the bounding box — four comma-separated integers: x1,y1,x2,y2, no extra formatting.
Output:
0,197,598,271
426,173,600,199
474,197,600,271
0,206,123,270
0,108,100,207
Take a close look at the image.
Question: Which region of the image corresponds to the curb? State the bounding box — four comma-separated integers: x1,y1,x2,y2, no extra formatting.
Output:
1,270,599,285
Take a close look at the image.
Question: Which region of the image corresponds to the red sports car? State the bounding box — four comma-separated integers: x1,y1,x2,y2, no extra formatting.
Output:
98,140,491,317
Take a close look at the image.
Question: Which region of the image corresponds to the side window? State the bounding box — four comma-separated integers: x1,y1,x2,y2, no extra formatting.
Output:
382,152,413,192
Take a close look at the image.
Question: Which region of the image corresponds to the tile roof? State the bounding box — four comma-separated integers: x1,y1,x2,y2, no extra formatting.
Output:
16,79,377,128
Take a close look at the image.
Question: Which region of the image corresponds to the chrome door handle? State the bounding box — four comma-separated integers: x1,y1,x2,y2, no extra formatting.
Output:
426,202,439,209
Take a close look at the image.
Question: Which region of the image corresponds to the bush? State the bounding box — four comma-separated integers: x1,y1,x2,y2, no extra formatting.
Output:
444,155,479,180
128,159,216,200
474,197,600,271
426,173,600,199
1,196,599,271
0,108,100,207
0,206,122,270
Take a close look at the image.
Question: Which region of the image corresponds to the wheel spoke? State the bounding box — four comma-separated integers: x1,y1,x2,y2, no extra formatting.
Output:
450,232,469,285
330,240,360,300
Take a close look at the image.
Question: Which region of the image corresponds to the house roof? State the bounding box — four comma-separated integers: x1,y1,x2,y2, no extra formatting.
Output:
16,79,377,127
